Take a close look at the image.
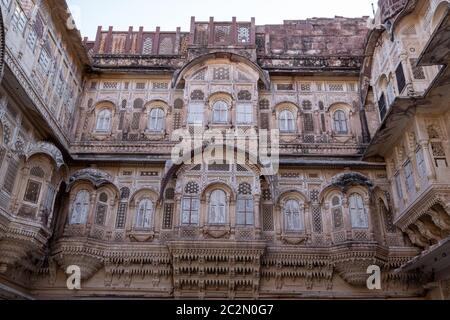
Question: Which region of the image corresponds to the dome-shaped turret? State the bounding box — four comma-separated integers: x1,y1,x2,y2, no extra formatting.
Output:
378,0,408,23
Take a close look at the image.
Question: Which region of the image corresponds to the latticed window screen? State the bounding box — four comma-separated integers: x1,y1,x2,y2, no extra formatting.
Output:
159,37,174,55
185,182,200,194
30,166,44,178
381,201,396,233
302,100,312,110
116,203,127,229
131,113,141,130
23,180,41,204
142,37,153,54
312,205,323,233
303,113,314,133
378,93,387,120
95,203,107,225
190,90,205,101
260,113,270,130
0,147,6,170
396,62,406,94
409,58,426,80
173,112,182,130
259,99,270,110
174,99,184,110
120,187,130,200
95,193,108,225
163,203,174,229
256,34,265,52
165,188,175,200
214,25,231,43
238,26,250,43
213,68,230,80
133,98,144,109
238,183,252,195
238,90,252,101
262,205,274,231
3,158,19,194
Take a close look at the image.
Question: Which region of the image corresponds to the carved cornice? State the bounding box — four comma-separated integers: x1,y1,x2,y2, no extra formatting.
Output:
395,185,450,231
26,142,65,170
68,168,115,189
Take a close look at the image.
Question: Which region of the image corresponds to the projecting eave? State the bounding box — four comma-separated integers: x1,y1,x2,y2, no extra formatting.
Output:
279,158,385,169
47,0,90,66
364,97,417,159
395,237,450,281
417,3,450,67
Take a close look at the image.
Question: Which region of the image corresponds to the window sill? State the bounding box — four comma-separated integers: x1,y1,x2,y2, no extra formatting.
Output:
280,232,308,245
202,225,231,239
128,230,155,242
144,131,166,140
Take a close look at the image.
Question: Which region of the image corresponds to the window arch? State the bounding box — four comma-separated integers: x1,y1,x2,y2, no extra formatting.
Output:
349,193,368,229
95,192,108,225
182,182,200,226
333,110,348,134
284,199,304,231
208,189,227,225
237,183,253,226
212,101,228,124
279,110,296,133
70,190,90,225
96,109,112,132
135,199,153,229
149,108,165,132
331,195,344,230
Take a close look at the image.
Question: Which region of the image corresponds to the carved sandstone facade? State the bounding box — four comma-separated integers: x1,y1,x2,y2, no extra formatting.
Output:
0,0,449,299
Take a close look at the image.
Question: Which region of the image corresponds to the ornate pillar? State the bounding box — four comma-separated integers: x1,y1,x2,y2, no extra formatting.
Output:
254,197,261,237
86,191,98,234
174,194,182,231
154,202,162,238
342,195,352,240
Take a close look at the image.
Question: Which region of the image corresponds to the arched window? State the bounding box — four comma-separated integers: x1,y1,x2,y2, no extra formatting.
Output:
333,110,348,134
70,190,90,225
237,183,253,226
96,109,112,132
279,110,296,133
331,195,344,230
182,182,200,226
349,194,368,229
284,200,304,231
209,189,227,224
149,108,165,132
23,166,45,205
135,199,153,229
95,192,108,225
212,101,228,124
